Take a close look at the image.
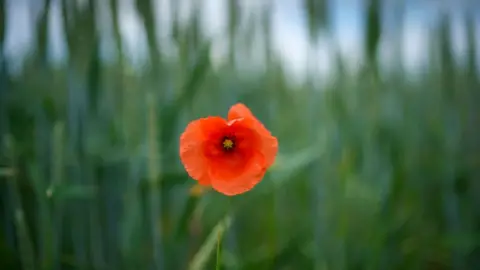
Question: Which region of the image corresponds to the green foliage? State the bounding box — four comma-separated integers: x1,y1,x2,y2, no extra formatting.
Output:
0,0,479,269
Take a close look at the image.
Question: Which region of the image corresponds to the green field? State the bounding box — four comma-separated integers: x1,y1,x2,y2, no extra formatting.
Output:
0,0,479,269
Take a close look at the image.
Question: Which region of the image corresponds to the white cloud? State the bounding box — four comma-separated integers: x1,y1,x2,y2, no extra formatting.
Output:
402,15,429,71
2,0,477,77
118,0,148,68
4,0,33,71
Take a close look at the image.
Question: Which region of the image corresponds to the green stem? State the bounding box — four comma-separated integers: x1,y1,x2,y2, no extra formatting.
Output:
188,215,231,270
216,230,222,270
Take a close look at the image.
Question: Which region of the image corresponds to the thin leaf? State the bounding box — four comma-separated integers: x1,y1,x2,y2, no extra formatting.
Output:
189,216,232,270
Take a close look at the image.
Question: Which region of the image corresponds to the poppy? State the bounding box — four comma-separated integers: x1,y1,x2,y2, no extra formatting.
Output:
179,103,278,196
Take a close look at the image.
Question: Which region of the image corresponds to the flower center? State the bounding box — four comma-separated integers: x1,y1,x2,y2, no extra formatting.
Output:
222,137,235,151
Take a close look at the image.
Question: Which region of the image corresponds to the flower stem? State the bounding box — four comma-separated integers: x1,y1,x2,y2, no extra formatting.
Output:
216,228,223,270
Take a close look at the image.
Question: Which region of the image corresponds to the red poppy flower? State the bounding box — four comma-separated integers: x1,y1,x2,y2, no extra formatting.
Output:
179,103,278,196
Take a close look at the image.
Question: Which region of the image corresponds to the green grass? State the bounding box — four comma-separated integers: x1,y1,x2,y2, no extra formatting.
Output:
0,0,479,269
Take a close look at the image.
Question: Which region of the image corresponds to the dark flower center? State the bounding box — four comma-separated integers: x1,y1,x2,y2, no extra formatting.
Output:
221,136,235,152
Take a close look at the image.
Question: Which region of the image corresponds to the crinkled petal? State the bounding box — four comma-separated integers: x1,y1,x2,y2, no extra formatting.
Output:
228,103,278,168
210,151,266,196
227,103,256,121
179,117,227,185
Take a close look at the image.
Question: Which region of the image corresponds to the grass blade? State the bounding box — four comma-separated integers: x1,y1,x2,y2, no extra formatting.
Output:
189,216,232,270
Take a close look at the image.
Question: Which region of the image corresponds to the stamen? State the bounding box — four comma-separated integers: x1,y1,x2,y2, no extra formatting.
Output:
222,136,235,151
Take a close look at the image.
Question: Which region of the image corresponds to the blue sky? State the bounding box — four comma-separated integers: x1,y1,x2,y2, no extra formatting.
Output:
3,0,479,78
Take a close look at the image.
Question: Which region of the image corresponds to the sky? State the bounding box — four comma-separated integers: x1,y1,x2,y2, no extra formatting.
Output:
2,0,480,78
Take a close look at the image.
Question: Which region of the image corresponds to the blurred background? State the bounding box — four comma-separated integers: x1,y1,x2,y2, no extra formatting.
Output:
1,0,480,269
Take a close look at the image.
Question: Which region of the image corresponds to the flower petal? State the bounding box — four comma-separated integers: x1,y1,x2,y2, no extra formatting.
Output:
208,150,252,180
179,117,227,185
228,103,278,168
210,151,267,196
227,103,256,121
